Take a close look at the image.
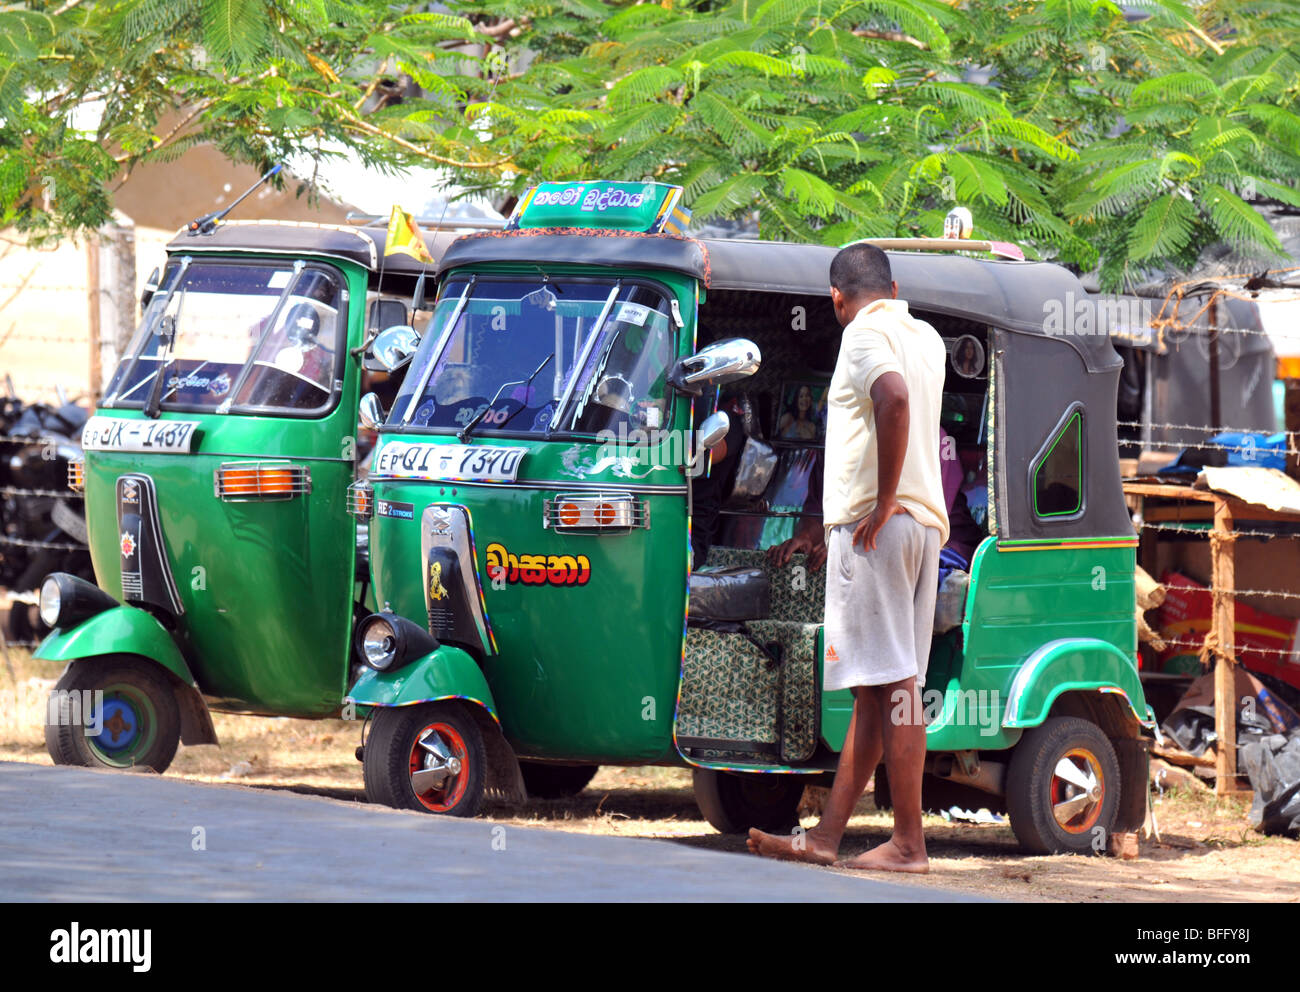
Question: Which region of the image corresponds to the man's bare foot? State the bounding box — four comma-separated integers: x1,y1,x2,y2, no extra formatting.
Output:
746,827,837,865
836,837,929,874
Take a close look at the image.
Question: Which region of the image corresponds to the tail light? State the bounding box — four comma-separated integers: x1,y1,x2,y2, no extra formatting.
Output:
67,458,85,493
214,461,311,501
543,492,647,531
346,480,374,519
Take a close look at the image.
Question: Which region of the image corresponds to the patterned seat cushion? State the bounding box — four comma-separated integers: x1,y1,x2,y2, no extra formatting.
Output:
678,618,821,765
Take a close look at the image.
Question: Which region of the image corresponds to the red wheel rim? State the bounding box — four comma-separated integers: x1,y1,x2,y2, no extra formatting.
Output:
1050,747,1105,834
408,722,470,813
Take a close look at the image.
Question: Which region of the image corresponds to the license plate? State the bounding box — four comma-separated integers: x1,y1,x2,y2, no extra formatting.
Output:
371,442,528,482
82,416,200,453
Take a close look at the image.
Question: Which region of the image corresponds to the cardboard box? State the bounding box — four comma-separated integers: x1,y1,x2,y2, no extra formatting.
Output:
1157,570,1300,690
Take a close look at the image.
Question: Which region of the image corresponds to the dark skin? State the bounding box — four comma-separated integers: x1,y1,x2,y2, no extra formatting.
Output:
751,278,929,873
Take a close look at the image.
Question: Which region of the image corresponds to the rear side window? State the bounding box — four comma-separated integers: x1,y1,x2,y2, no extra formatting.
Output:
1032,407,1083,518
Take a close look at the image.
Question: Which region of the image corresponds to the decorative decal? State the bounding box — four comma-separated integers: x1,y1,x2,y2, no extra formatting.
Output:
119,532,136,558
485,542,591,587
376,499,414,520
428,560,449,602
115,474,185,615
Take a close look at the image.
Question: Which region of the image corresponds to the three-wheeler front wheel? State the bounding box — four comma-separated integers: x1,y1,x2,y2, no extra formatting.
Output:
692,768,804,834
364,701,486,817
45,658,181,774
1006,716,1121,855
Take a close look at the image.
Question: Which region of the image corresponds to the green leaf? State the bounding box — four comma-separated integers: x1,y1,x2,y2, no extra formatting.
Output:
1126,192,1196,260
201,0,271,68
1202,183,1285,253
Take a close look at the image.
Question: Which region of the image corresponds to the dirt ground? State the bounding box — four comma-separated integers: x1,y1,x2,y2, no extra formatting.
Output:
3,649,1297,903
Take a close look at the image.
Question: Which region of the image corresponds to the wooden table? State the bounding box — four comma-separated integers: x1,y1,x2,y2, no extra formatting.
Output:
1124,481,1300,795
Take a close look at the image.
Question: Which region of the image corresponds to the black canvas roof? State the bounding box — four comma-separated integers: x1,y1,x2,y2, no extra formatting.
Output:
437,230,1117,373
165,220,456,276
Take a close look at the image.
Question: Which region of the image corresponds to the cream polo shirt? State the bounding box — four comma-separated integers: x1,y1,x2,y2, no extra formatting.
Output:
822,297,950,543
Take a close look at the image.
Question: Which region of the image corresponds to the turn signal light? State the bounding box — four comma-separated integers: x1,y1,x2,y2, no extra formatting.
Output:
67,459,85,493
214,461,311,501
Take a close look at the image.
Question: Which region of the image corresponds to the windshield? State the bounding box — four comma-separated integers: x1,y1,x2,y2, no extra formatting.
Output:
102,259,344,416
390,276,678,437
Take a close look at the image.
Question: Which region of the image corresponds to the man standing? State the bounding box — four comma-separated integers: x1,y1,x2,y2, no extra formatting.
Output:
749,243,948,873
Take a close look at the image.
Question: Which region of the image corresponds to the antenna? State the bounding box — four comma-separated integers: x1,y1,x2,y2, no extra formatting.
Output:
185,163,284,236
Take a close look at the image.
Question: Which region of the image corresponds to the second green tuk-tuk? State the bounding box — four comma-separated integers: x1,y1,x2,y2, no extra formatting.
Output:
33,218,449,770
349,180,1154,854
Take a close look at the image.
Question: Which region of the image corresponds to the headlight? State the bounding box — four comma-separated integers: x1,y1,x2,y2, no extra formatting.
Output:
354,610,438,673
359,616,399,670
38,573,118,630
39,576,62,627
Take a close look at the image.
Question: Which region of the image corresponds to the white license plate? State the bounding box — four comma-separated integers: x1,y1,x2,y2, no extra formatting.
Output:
372,442,528,482
82,416,200,453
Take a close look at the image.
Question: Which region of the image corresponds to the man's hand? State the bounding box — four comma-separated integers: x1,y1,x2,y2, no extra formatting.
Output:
852,495,904,552
768,523,827,571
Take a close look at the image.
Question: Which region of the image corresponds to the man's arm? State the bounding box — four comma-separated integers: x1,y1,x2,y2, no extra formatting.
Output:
853,370,908,552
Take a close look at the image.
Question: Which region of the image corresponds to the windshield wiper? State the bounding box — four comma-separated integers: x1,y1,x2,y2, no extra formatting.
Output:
458,352,554,444
548,281,621,435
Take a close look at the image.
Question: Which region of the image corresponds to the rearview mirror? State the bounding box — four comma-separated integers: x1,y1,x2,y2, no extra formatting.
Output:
359,392,385,431
697,411,730,451
668,338,761,395
366,325,420,373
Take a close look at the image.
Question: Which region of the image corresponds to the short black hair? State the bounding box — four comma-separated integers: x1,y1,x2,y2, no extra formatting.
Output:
830,242,892,299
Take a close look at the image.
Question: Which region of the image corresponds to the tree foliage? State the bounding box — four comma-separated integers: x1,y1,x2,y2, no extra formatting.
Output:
2,0,1299,288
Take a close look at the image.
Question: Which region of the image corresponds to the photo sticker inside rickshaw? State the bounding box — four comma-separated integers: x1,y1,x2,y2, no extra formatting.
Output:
950,334,986,379
101,260,344,417
391,277,676,437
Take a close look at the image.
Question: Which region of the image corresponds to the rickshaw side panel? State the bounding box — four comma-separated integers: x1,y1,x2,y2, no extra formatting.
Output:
920,537,1142,752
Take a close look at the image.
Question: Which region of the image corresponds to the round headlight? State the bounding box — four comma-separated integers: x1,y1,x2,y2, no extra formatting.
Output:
360,616,399,671
39,576,62,628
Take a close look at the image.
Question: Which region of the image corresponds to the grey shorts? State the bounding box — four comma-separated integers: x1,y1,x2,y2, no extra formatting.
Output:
823,512,941,691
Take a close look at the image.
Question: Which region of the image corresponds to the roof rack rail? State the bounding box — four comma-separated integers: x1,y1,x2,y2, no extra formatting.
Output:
850,237,1025,262
345,211,506,231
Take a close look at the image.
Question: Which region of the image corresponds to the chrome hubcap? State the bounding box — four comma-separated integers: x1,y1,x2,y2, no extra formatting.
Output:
410,727,462,794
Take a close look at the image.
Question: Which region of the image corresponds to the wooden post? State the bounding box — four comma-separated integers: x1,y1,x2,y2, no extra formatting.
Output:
1287,379,1300,483
1210,497,1237,795
86,236,101,397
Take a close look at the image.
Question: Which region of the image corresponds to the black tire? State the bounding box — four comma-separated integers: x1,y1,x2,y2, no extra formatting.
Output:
44,658,181,773
363,701,487,817
692,768,805,834
1006,716,1121,855
519,761,599,799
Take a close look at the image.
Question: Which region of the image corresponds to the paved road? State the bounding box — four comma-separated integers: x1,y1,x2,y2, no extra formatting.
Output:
0,761,979,902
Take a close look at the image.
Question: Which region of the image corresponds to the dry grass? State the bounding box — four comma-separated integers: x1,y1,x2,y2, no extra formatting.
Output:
4,647,1297,902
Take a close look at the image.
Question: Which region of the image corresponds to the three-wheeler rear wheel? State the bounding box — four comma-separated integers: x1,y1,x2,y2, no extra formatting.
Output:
363,701,487,817
1006,716,1121,855
45,657,182,774
692,768,804,834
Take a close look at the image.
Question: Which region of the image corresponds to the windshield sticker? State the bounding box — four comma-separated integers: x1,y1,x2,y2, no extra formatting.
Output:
485,542,591,586
372,442,528,483
614,303,650,327
267,270,292,289
83,416,200,454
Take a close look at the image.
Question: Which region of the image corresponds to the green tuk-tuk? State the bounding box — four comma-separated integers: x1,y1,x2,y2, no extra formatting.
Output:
34,219,449,771
349,180,1154,854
